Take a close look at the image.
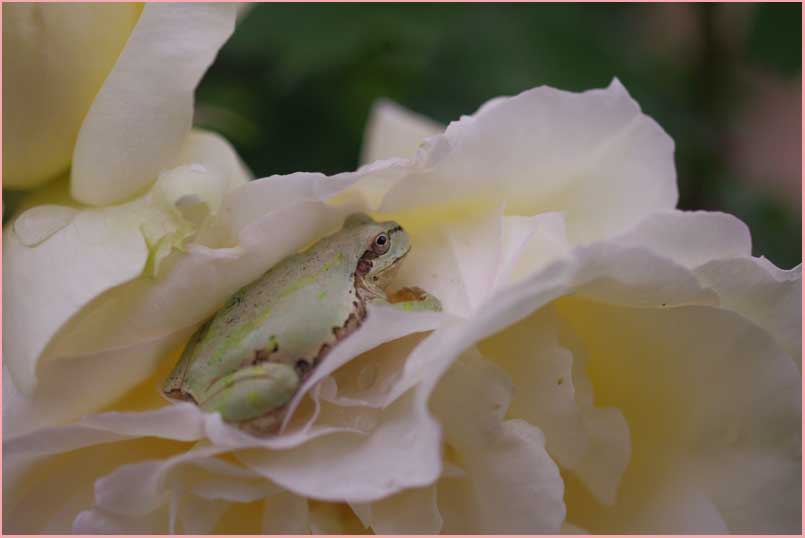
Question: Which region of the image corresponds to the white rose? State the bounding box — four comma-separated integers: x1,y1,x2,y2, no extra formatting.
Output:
4,74,799,533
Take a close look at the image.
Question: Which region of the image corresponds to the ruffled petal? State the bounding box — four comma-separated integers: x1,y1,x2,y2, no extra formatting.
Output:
236,381,442,503
71,4,236,205
379,79,677,244
432,350,565,533
696,259,801,365
479,305,630,505
556,297,800,532
360,99,443,165
612,210,752,267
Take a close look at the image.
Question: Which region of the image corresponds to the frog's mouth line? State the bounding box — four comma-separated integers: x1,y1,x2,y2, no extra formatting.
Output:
372,247,411,292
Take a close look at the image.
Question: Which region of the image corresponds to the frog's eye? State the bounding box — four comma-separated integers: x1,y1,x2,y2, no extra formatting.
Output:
372,232,390,255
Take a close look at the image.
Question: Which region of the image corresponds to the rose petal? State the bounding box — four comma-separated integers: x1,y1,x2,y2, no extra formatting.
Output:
360,99,443,165
93,446,257,516
478,305,630,505
359,485,443,534
432,350,565,533
281,302,448,431
557,298,800,532
71,4,236,205
603,210,801,365
561,521,591,534
3,328,194,439
695,258,801,365
498,212,571,285
4,403,206,460
73,507,170,534
237,387,442,503
5,434,187,534
613,210,752,267
11,205,79,246
261,492,310,534
324,332,429,409
388,243,716,405
379,79,677,244
175,496,230,534
179,129,253,191
3,3,141,188
73,446,244,533
308,502,367,534
3,203,149,395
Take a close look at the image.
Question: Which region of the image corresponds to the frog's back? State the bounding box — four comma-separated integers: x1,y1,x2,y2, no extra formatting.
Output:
168,233,362,401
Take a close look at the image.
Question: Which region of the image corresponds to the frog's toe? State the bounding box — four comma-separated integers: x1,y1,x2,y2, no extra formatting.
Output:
199,363,299,423
387,286,442,312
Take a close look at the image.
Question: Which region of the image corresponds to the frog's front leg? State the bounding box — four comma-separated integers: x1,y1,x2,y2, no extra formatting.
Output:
384,286,442,312
198,362,300,426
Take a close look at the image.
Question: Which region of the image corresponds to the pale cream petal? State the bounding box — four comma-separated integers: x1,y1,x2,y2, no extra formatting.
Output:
379,79,677,244
3,202,149,396
325,332,430,409
365,485,443,534
280,303,448,431
557,298,800,533
12,205,79,246
72,4,236,205
3,3,141,188
360,99,443,165
479,305,630,506
5,403,206,459
237,388,442,503
388,243,716,405
616,478,729,533
432,350,565,533
3,329,191,439
696,258,801,365
308,502,367,534
72,447,243,533
177,129,253,191
5,435,184,534
613,210,751,267
561,521,590,533
604,209,800,364
262,492,310,534
498,212,571,285
176,496,231,534
93,447,251,517
390,206,505,316
73,507,171,534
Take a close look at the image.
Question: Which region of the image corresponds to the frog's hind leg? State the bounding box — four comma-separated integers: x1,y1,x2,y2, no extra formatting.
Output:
162,319,212,400
198,362,300,429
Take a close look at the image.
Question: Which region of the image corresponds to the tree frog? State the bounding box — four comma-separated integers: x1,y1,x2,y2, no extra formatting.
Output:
163,213,441,435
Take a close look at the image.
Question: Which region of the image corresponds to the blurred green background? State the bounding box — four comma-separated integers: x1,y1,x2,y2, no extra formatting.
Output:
6,3,796,269
194,2,801,269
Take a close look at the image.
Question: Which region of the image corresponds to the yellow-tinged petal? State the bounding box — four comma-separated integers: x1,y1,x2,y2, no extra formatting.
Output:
3,3,141,189
3,130,250,398
71,4,236,205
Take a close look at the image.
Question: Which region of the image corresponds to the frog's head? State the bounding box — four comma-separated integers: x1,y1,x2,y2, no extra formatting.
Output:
345,213,411,290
